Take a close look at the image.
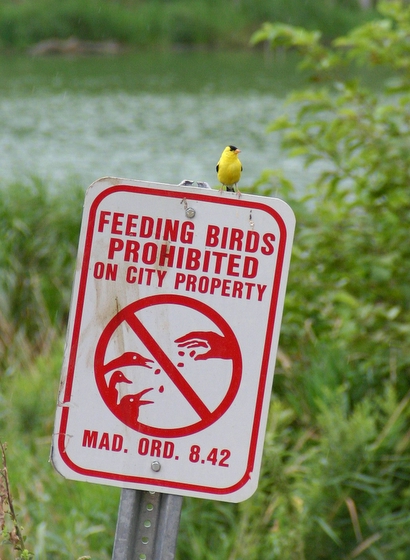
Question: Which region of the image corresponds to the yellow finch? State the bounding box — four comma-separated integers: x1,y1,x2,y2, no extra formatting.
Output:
216,145,242,194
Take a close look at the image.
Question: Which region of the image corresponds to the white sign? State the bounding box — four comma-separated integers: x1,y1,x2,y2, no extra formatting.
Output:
51,177,295,502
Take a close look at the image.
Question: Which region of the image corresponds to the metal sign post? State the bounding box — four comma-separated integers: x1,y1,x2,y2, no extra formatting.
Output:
112,489,182,560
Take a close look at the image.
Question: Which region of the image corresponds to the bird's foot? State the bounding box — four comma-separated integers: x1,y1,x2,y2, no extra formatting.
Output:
232,184,241,198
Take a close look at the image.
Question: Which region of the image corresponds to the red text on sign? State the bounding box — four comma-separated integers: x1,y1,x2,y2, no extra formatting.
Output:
106,239,259,278
189,445,231,467
205,225,275,255
82,430,124,452
137,438,175,459
98,212,195,244
174,274,267,301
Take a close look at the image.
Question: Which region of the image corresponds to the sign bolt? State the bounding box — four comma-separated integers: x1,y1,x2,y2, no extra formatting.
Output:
151,461,161,472
181,197,196,219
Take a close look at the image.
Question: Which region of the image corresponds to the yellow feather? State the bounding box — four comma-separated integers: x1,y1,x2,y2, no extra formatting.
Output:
216,146,242,192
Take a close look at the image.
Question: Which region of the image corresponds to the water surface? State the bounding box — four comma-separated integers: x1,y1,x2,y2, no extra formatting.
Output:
0,51,309,190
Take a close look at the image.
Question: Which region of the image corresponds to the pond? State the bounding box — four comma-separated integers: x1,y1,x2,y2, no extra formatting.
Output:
0,50,312,192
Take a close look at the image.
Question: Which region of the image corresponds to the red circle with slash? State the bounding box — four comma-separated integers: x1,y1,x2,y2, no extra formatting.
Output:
94,294,242,438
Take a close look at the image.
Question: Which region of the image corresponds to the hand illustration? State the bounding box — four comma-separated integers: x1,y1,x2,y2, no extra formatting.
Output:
175,331,232,361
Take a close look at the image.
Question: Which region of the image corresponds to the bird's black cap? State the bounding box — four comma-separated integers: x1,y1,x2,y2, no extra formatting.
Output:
229,145,238,151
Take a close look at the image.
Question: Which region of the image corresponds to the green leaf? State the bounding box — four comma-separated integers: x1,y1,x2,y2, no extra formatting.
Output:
315,517,343,546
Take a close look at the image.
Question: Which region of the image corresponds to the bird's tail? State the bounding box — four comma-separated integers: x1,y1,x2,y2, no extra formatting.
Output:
226,185,235,192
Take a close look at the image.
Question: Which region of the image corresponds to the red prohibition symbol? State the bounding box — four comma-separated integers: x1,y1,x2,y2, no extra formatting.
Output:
94,294,242,438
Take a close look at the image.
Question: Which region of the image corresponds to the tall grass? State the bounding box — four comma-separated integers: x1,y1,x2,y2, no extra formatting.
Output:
0,0,376,51
0,180,83,368
0,342,119,559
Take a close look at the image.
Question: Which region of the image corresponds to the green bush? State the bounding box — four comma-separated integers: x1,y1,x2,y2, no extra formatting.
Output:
252,0,410,392
0,0,376,50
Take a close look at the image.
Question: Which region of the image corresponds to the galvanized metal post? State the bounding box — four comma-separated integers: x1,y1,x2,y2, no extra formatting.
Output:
112,488,183,560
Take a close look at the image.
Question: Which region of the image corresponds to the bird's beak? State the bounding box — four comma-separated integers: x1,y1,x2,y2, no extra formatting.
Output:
235,149,241,154
137,387,154,406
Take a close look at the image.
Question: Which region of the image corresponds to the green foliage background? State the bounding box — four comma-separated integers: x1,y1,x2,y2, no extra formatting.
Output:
2,0,410,558
0,0,375,51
